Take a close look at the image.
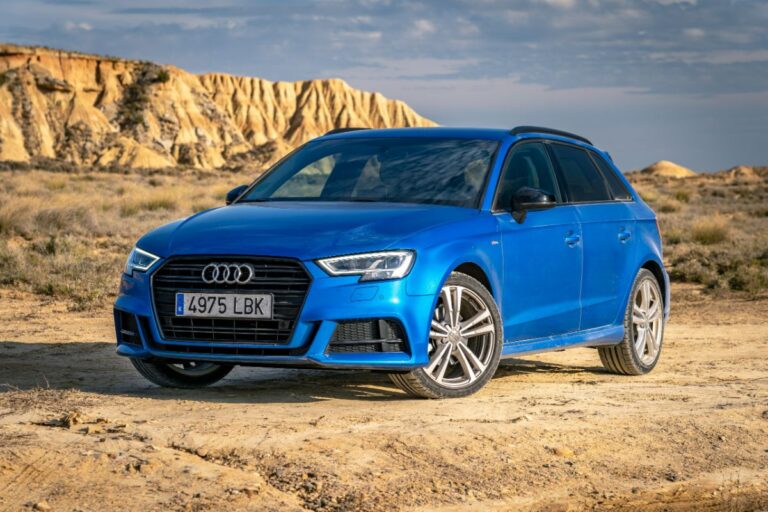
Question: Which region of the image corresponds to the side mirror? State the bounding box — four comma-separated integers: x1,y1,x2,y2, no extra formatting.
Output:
226,185,248,205
510,187,556,223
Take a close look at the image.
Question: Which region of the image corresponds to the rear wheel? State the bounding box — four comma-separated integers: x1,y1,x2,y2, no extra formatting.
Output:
389,272,502,399
599,268,664,375
130,359,234,388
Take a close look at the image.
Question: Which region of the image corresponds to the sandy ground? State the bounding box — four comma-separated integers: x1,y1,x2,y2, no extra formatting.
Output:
1,284,767,512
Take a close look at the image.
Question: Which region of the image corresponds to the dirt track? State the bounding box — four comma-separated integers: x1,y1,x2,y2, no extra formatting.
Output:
1,284,767,511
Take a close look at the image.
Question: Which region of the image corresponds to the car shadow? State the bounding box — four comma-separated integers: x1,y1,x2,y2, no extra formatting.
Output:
0,341,407,404
0,341,607,405
495,357,608,377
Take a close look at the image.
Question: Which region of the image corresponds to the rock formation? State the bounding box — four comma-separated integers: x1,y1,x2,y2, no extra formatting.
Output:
0,44,435,170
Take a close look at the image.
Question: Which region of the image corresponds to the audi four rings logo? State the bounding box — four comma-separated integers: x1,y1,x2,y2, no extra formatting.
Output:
202,263,255,284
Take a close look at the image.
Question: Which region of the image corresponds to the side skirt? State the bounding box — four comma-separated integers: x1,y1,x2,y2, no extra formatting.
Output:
501,325,623,358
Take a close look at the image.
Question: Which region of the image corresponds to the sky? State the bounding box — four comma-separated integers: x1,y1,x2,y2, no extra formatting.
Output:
1,0,767,171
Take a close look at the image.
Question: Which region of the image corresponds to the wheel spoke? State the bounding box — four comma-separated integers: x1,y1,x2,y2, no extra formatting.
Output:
647,301,661,322
452,286,463,326
458,341,486,374
425,343,451,375
429,330,448,339
641,281,651,310
645,325,657,355
431,320,449,333
441,287,455,327
434,350,452,383
635,326,647,356
454,346,477,383
460,309,490,334
461,323,494,338
632,307,644,326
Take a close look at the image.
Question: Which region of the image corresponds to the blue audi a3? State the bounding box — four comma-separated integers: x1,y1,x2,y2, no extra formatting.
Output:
114,126,669,398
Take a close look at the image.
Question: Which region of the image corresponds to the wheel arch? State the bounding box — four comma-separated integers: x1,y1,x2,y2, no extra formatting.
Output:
614,254,670,325
454,262,494,298
640,259,667,307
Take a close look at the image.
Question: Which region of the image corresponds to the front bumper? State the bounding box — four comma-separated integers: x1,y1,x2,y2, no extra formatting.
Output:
114,258,434,370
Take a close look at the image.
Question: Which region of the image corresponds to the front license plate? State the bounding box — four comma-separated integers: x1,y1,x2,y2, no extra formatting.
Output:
175,293,273,319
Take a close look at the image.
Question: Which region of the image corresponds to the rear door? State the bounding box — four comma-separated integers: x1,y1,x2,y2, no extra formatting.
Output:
548,143,636,330
495,142,582,342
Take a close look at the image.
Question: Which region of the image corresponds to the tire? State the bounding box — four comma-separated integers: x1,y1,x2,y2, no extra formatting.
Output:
130,359,234,388
388,272,502,399
599,268,664,375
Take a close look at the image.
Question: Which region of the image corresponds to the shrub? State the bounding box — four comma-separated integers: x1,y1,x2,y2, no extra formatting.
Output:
728,265,768,294
691,216,729,245
35,206,95,235
674,190,690,203
664,231,683,245
658,200,679,213
155,69,170,84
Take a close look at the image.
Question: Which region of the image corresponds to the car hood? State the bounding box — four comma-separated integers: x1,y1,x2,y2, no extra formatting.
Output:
138,201,480,260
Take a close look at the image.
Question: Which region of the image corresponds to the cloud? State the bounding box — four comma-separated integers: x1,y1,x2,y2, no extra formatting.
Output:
3,0,767,97
409,19,436,38
649,49,768,65
683,27,706,39
64,21,92,31
535,0,578,8
653,0,697,5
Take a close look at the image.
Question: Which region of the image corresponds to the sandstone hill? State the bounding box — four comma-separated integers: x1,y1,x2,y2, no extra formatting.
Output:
639,160,697,179
0,44,435,170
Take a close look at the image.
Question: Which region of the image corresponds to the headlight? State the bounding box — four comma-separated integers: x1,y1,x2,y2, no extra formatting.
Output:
124,247,160,276
317,250,415,281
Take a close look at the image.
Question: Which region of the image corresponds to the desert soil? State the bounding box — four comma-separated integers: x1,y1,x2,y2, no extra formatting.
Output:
1,284,767,512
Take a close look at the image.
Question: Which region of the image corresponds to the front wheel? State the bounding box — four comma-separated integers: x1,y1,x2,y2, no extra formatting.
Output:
389,272,502,399
130,359,234,388
599,268,665,375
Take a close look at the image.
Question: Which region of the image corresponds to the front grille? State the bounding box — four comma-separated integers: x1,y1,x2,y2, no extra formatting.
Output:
151,257,311,344
328,319,408,354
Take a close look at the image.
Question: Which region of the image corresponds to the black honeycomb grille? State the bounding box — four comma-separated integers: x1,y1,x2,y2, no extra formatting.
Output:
151,257,310,344
328,319,407,354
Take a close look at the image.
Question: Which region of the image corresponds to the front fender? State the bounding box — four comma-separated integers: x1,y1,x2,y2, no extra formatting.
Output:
406,214,502,307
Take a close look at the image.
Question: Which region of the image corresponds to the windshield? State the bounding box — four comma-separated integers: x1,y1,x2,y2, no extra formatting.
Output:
240,138,498,208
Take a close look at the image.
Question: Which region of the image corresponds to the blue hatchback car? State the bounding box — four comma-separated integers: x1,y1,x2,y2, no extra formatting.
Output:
114,126,669,398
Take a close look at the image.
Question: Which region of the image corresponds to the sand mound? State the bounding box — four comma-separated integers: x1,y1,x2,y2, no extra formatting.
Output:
722,165,761,180
641,160,697,179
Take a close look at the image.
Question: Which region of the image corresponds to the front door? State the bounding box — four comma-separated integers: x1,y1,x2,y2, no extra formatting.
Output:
495,142,583,342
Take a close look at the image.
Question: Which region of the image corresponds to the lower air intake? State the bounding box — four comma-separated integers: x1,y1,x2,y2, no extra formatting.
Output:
328,319,408,354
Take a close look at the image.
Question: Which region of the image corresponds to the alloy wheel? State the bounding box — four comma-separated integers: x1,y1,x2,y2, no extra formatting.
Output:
168,361,222,377
631,278,663,365
426,284,497,388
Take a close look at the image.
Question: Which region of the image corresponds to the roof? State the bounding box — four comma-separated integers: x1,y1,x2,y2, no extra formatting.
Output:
318,126,596,148
319,127,511,141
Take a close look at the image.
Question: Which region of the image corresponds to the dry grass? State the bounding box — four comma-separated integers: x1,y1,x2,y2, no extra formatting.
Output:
0,169,254,310
628,169,768,296
691,215,730,245
0,166,767,310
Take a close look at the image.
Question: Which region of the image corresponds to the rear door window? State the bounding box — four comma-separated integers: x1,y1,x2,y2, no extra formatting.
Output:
589,152,633,201
549,144,611,203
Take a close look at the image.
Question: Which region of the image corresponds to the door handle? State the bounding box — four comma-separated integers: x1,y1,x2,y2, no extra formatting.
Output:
618,231,631,242
564,234,581,246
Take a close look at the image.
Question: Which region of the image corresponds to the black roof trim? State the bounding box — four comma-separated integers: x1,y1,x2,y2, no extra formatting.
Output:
323,127,369,136
510,126,592,145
